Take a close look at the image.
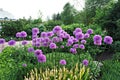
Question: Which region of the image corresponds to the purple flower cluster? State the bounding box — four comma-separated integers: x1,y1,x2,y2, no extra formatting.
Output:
104,36,113,44
16,31,27,38
34,49,46,63
28,47,34,53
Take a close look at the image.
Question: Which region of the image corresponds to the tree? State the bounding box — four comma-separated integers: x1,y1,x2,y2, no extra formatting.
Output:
61,2,77,25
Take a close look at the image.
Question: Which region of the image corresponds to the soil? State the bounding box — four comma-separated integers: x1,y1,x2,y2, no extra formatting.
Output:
95,51,115,61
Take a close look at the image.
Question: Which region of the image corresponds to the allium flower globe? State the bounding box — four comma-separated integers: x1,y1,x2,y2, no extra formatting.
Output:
53,26,62,33
0,38,5,44
79,44,85,49
32,28,39,34
81,40,86,44
84,33,90,39
59,59,66,65
20,31,27,38
34,49,43,56
104,36,113,44
75,32,84,40
41,32,47,37
70,48,77,54
49,43,57,49
87,29,93,34
8,40,16,46
73,44,79,48
22,63,27,67
82,59,89,66
28,47,34,53
37,54,46,63
22,40,28,45
16,32,21,37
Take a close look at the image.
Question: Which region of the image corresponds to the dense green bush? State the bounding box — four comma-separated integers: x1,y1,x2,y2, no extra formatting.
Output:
44,20,63,31
112,52,120,61
101,60,120,80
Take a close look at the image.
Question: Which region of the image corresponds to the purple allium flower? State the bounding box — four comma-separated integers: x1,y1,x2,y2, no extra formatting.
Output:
82,59,89,66
81,40,86,44
22,63,27,67
73,28,82,35
94,41,102,46
20,31,27,38
87,29,93,34
34,49,43,56
73,44,79,48
32,28,39,34
35,42,41,47
44,37,50,43
37,54,46,63
75,32,84,40
67,39,73,45
73,38,79,43
66,43,71,47
59,59,66,65
49,43,57,49
0,38,5,44
32,34,38,39
52,37,59,43
84,33,90,39
41,32,47,37
64,34,70,39
28,47,34,53
47,31,54,37
60,45,64,48
70,48,77,54
42,42,49,47
8,40,16,46
93,35,102,42
22,40,28,45
53,26,62,33
79,44,85,49
16,32,21,37
104,36,113,44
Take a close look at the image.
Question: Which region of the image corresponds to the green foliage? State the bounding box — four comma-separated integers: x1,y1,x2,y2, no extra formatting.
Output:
25,64,90,80
44,20,63,31
112,52,120,61
101,60,120,80
112,41,120,52
0,46,37,80
61,2,77,25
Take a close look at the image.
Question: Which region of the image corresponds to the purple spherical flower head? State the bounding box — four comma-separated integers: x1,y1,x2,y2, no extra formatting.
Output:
22,63,27,67
16,32,21,37
82,59,89,66
52,37,59,43
94,41,102,46
79,44,85,49
59,59,66,65
67,39,73,45
8,40,16,46
47,31,54,37
73,38,79,43
35,42,41,47
53,26,62,33
32,28,39,34
22,40,28,45
34,49,43,57
20,31,27,38
70,48,77,54
28,47,34,53
37,54,46,63
73,44,79,48
41,32,47,37
93,35,102,42
87,29,93,34
84,33,90,39
0,38,5,44
104,36,113,44
49,43,57,49
75,32,84,40
42,42,49,47
73,28,82,35
81,40,86,44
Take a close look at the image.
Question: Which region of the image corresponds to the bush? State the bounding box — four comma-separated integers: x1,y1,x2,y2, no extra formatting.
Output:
101,60,120,80
112,52,120,61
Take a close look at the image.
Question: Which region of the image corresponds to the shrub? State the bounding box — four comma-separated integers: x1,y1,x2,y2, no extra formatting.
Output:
101,60,120,80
